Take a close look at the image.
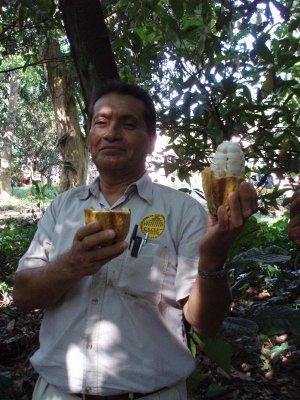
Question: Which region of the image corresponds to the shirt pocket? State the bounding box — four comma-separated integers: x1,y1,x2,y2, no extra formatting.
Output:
115,242,169,305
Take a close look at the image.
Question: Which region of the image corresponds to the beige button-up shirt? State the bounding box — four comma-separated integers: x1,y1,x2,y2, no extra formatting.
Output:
18,173,207,395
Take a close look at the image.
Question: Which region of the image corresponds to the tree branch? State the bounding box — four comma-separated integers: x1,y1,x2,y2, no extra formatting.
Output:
0,56,70,74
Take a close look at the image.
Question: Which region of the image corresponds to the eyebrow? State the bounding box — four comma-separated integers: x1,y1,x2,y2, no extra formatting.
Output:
120,114,138,122
93,112,139,121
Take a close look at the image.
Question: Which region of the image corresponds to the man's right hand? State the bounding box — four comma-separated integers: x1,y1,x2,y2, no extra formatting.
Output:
13,223,127,311
66,222,128,278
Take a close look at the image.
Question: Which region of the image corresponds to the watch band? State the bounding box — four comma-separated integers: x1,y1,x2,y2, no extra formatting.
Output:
197,267,228,279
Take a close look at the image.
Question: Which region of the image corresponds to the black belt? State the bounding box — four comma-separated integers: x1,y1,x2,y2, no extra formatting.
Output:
74,395,141,400
74,387,166,400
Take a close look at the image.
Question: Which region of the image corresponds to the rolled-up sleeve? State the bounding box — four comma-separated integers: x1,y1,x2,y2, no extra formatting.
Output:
17,202,56,271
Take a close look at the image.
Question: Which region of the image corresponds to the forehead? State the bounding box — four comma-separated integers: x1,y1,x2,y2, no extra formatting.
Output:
93,92,146,119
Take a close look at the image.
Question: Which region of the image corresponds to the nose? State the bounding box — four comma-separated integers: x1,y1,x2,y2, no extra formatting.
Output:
103,122,121,140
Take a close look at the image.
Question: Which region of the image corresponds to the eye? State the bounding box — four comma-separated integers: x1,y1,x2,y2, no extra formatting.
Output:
123,122,136,129
94,119,107,127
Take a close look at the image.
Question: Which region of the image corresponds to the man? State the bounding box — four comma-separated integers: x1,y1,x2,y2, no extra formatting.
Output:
288,191,300,245
13,80,258,400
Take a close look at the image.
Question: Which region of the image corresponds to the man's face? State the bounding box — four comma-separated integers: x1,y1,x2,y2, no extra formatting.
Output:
88,92,155,175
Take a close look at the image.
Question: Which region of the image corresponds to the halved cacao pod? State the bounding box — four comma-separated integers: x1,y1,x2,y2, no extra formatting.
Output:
84,207,131,241
202,167,244,217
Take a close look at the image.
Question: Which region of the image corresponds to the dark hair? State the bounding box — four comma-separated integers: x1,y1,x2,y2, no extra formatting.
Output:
87,79,156,137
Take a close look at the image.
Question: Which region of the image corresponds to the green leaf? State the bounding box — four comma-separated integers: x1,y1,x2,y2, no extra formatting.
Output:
165,15,181,43
241,85,252,103
186,365,203,395
265,342,289,358
190,338,197,358
262,71,274,98
177,166,191,183
222,317,259,338
288,17,300,32
0,371,13,399
231,246,291,265
251,305,300,335
227,216,261,260
169,0,184,19
204,383,229,398
255,37,274,63
191,333,232,374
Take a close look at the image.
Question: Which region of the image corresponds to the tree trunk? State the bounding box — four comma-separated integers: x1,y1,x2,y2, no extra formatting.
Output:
58,0,119,112
0,71,20,197
43,37,89,192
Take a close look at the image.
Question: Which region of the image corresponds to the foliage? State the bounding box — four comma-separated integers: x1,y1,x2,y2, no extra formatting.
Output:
1,1,300,211
227,212,297,261
11,186,33,199
0,1,83,191
251,305,300,335
0,185,55,213
0,0,61,63
0,368,13,400
0,185,56,289
30,180,57,212
186,213,300,397
190,332,233,374
0,220,37,288
0,56,61,187
12,65,61,183
103,0,300,204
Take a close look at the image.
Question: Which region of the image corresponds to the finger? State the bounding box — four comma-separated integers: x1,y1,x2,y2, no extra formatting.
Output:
206,213,217,228
239,181,258,219
80,229,117,250
73,239,128,276
90,240,128,263
216,205,230,232
75,222,102,242
227,191,244,228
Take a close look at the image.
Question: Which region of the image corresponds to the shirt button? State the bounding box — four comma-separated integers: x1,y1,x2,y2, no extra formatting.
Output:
86,343,93,350
91,298,98,304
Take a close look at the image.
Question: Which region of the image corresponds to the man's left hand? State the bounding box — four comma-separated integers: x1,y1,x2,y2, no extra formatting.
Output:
199,181,258,269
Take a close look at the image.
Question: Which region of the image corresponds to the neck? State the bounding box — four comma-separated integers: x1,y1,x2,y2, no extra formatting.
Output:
99,169,145,205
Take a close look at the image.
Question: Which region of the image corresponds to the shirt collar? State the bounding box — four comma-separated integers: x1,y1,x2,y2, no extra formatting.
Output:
77,172,154,204
127,172,153,204
77,177,101,201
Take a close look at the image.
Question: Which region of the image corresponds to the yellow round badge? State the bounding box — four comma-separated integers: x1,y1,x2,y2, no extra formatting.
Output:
141,214,165,239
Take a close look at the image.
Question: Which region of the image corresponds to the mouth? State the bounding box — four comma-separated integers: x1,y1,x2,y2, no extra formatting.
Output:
99,146,126,153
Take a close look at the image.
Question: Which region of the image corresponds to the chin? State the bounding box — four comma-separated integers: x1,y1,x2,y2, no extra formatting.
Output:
98,160,126,172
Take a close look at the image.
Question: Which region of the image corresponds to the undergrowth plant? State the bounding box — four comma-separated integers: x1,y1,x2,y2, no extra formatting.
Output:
0,220,38,289
187,214,300,398
31,180,57,212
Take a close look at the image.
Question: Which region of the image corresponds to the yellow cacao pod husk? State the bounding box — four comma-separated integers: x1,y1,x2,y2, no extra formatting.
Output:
84,208,131,241
202,167,244,217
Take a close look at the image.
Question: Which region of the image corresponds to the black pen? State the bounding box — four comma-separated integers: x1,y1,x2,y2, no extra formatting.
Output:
129,224,138,250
